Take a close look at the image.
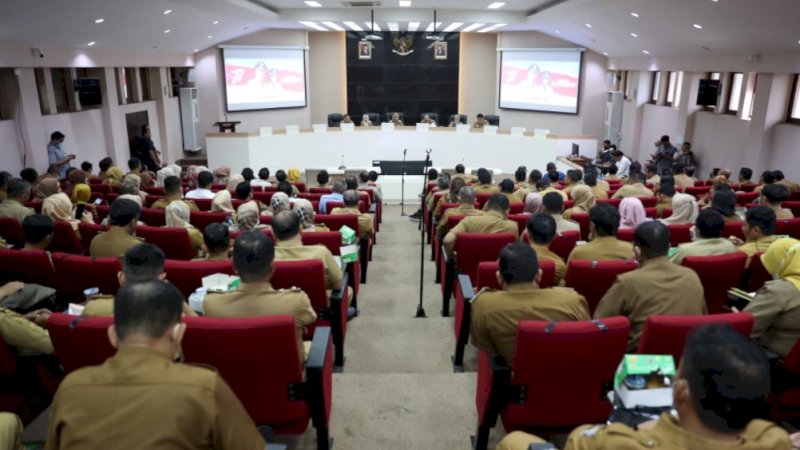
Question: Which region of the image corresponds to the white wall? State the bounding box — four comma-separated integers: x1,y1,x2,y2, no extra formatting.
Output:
637,104,681,161
770,123,800,180
690,111,750,177
0,120,23,175
40,109,107,167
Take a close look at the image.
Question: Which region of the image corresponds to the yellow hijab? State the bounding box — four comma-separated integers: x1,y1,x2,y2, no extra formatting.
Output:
287,168,301,183
71,183,91,204
105,167,124,185
761,237,800,290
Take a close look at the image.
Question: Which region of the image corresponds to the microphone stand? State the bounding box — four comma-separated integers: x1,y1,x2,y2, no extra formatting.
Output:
415,148,432,318
400,148,407,216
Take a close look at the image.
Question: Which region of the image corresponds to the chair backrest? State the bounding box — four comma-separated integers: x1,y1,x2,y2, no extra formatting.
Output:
144,195,162,208
745,252,772,292
638,196,657,207
776,218,800,239
0,249,55,286
637,313,754,365
666,224,693,247
140,208,166,227
189,211,228,232
192,198,213,211
163,259,235,298
0,218,24,248
616,228,635,242
89,184,110,194
783,201,800,218
327,113,343,127
644,207,657,218
326,201,366,214
502,317,630,430
475,193,493,209
301,232,342,256
736,192,759,206
595,198,621,209
507,214,529,236
136,225,195,260
298,192,323,202
142,187,166,196
686,186,711,198
549,230,580,260
681,252,747,314
564,259,639,314
315,214,359,234
51,253,121,300
26,201,43,213
78,222,107,253
48,313,115,373
484,115,500,126
364,112,380,124
96,205,110,222
722,221,745,240
270,259,329,320
570,212,591,241
293,182,307,193
476,260,556,290
47,221,84,255
450,114,467,124
455,233,517,284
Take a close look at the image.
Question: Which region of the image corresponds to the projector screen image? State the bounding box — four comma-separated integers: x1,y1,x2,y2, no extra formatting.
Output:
222,46,307,112
498,49,582,114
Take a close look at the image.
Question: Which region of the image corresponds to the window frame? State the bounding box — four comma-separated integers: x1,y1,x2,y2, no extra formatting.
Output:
650,71,661,104
788,74,800,123
665,71,678,107
726,72,744,115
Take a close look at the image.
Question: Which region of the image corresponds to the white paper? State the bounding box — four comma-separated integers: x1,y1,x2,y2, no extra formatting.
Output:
285,125,300,135
456,123,470,134
312,124,327,133
259,126,273,137
483,125,498,135
415,123,430,132
340,123,355,132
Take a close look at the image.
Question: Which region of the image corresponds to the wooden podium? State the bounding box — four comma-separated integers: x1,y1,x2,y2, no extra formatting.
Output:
213,121,241,133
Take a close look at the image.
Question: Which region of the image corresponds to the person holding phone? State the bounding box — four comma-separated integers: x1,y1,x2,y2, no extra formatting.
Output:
47,131,75,180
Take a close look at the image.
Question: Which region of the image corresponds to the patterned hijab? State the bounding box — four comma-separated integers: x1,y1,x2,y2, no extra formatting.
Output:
165,201,194,229
236,201,261,231
213,166,231,185
292,198,315,229
271,192,291,213
211,190,234,213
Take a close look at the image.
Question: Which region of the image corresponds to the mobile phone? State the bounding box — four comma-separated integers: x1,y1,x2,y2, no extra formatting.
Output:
93,197,103,205
75,203,86,219
529,444,556,450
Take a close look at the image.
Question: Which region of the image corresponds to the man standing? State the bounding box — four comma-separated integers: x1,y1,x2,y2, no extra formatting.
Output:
612,150,632,178
654,135,678,175
134,125,161,173
47,131,75,180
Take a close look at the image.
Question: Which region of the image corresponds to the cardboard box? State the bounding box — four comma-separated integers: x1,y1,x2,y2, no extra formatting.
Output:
614,354,675,408
340,244,358,263
202,273,240,293
339,225,357,245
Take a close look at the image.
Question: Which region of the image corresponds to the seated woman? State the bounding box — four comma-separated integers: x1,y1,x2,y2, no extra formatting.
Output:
420,114,436,127
33,177,60,203
618,197,649,230
709,188,741,222
341,114,353,124
292,199,329,232
213,165,231,186
563,185,595,220
270,192,291,214
361,114,373,127
658,193,699,226
391,113,403,126
42,192,93,236
70,183,97,222
165,201,204,258
231,201,267,233
211,189,235,214
102,166,124,187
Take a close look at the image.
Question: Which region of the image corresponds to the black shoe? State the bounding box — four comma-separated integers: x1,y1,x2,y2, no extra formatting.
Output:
409,210,422,221
347,307,359,320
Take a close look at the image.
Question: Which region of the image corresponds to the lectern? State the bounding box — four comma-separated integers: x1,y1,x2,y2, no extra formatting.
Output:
213,121,241,133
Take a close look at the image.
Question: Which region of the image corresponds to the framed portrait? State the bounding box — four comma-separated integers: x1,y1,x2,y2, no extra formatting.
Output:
358,41,372,60
434,41,447,60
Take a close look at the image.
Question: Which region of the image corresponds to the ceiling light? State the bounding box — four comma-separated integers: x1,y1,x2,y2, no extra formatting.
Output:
424,22,441,32
193,48,199,52
408,21,420,31
478,23,506,33
322,21,344,31
487,2,505,9
630,33,638,37
212,20,219,25
207,35,213,39
554,30,560,34
461,23,485,32
642,50,650,54
585,23,592,28
87,41,96,46
399,0,411,6
630,12,639,18
693,23,702,29
602,52,608,56
343,21,363,31
163,9,172,14
388,22,400,32
94,18,104,24
443,22,463,32
299,21,327,31
164,29,171,33
304,0,322,6
365,21,381,31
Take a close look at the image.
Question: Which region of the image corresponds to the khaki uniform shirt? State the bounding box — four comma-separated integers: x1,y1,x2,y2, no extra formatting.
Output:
771,205,794,220
45,347,265,450
448,210,519,238
473,183,500,194
452,173,476,183
0,308,52,355
738,235,778,267
674,174,695,190
656,197,673,217
437,204,484,236
514,182,529,192
562,183,582,196
670,237,738,265
186,228,205,258
151,197,199,212
612,183,654,199
745,279,800,357
0,199,34,223
567,236,634,264
530,243,567,285
595,257,706,351
540,187,568,202
470,284,590,366
553,214,581,234
591,185,609,200
204,283,317,359
275,238,343,291
89,227,143,258
330,206,373,240
82,296,196,318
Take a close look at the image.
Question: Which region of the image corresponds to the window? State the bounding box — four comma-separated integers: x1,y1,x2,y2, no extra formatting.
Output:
727,72,744,114
624,70,633,100
140,68,153,101
788,75,800,123
743,74,758,120
51,68,72,113
651,71,662,104
666,71,680,106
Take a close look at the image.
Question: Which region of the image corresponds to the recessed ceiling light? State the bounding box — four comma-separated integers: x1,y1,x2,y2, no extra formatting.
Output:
585,23,592,28
487,2,505,9
603,52,609,56
399,0,411,6
163,9,172,14
299,21,327,31
443,22,463,32
387,22,400,32
193,48,199,52
365,21,381,31
642,50,650,54
94,18,104,24
554,30,560,34
87,41,96,46
304,0,322,6
207,35,213,39
408,21,420,32
212,20,219,25
630,32,638,37
321,21,344,31
630,12,639,18
343,21,363,31
477,23,506,33
461,23,485,33
164,29,171,33
693,24,702,29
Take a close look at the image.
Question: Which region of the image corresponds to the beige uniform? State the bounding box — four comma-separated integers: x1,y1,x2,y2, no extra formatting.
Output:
674,174,695,190
186,227,205,258
553,214,581,234
448,210,519,238
45,347,265,450
275,238,343,290
0,308,53,355
612,183,654,199
670,237,738,265
470,285,590,366
497,414,790,450
530,243,566,285
540,187,568,202
89,227,143,258
0,413,21,450
473,183,501,194
432,193,458,218
204,283,317,359
591,185,609,200
0,199,34,223
656,197,673,217
437,204,484,236
738,235,778,267
331,206,373,240
452,173,476,183
745,279,800,357
595,257,706,351
151,197,199,212
770,205,794,220
567,236,634,264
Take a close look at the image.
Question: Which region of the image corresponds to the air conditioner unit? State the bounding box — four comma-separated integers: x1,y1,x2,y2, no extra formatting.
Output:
179,87,202,152
604,91,623,147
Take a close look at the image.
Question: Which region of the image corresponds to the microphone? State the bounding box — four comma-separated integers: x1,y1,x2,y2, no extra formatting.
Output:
403,148,407,156
338,154,346,170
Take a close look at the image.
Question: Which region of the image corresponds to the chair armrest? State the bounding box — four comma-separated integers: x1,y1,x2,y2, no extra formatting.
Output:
457,274,474,303
305,326,333,430
476,352,511,428
306,326,332,370
328,278,347,368
441,244,450,264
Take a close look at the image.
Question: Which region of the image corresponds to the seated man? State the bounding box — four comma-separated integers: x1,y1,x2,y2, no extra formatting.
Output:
184,170,215,200
754,170,776,194
0,281,53,355
473,168,499,194
736,206,778,267
199,223,230,260
319,180,345,214
437,186,484,237
315,170,330,188
513,167,528,191
203,231,316,359
81,161,93,181
97,157,112,179
498,324,789,450
656,182,675,217
272,210,342,291
21,214,54,251
761,183,794,219
470,243,589,366
738,167,754,185
541,192,579,234
89,199,143,258
562,169,583,196
358,171,382,204
472,113,489,128
443,194,518,256
670,209,737,264
126,157,153,187
331,190,373,240
427,176,450,212
603,163,620,182
47,280,266,449
612,171,654,199
541,162,565,183
584,171,608,200
527,214,567,285
775,170,800,193
567,204,634,264
538,178,568,202
0,178,34,222
644,164,660,186
151,176,198,211
451,164,475,183
595,221,706,350
251,167,271,188
493,179,522,206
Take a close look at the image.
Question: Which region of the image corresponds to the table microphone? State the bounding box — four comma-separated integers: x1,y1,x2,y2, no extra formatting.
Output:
338,154,346,170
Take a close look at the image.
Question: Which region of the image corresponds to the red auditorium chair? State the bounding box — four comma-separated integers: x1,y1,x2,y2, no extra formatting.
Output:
0,218,24,249
564,259,639,314
96,205,110,222
736,192,759,206
26,202,43,214
253,191,275,204
315,214,372,284
163,259,235,298
135,225,195,260
508,203,524,214
89,184,111,194
181,316,333,448
681,252,747,314
638,196,657,207
472,317,630,449
440,232,516,317
548,229,580,260
298,193,323,202
776,218,800,239
0,249,55,286
666,224,693,247
324,200,367,214
271,260,348,368
189,211,228,232
139,207,166,227
310,187,332,194
103,192,116,204
292,182,307,193
434,214,467,281
742,252,772,292
783,201,800,218
722,221,745,240
51,253,121,302
596,198,621,209
451,260,556,370
48,314,115,374
570,212,591,241
142,187,166,196
302,231,361,309
685,186,711,199
767,341,800,422
661,208,673,219
475,192,493,209
616,228,635,242
738,183,758,192
644,207,657,218
47,221,84,255
507,214,529,236
192,198,213,211
144,195,163,208
637,313,754,365
78,222,107,252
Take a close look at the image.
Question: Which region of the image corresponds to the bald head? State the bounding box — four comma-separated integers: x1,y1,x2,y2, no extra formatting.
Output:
272,210,301,241
634,221,670,259
343,190,360,207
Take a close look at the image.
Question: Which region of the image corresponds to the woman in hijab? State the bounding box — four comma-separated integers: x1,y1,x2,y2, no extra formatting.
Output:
293,199,329,232
523,193,543,214
287,168,302,184
35,177,60,202
70,183,97,221
226,174,245,192
231,201,267,233
563,185,595,220
66,168,87,196
123,173,148,204
156,166,174,187
659,193,699,225
618,197,649,230
270,192,291,214
743,238,800,357
213,166,231,186
168,164,182,179
43,192,93,235
165,201,204,258
102,167,124,187
211,190,235,214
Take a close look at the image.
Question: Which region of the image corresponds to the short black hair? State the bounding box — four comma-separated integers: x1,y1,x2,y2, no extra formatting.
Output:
128,157,141,171
344,175,358,190
359,171,370,183
541,192,564,214
546,162,556,171
684,166,696,177
499,179,515,194
634,221,670,258
197,171,213,188
608,165,618,175
498,243,538,284
232,231,275,282
774,170,785,181
485,193,510,213
7,178,31,198
99,157,113,172
19,168,38,184
645,165,656,175
477,168,492,185
567,170,583,183
536,179,551,191
695,209,725,238
455,164,465,174
22,214,54,244
343,190,360,207
529,169,542,183
744,206,776,236
590,203,620,237
583,171,597,187
203,223,230,253
122,243,165,283
235,181,252,200
317,170,330,185
629,171,645,184
681,324,770,433
527,213,556,245
368,171,379,182
603,139,611,145
739,167,753,181
427,168,439,180
761,171,776,184
272,210,301,241
275,170,287,183
258,167,270,181
50,131,65,140
762,183,789,204
81,161,93,172
163,176,181,196
241,167,255,181
277,181,293,197
514,168,526,182
659,182,676,197
673,164,685,175
710,190,737,217
109,198,140,227
114,280,184,341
